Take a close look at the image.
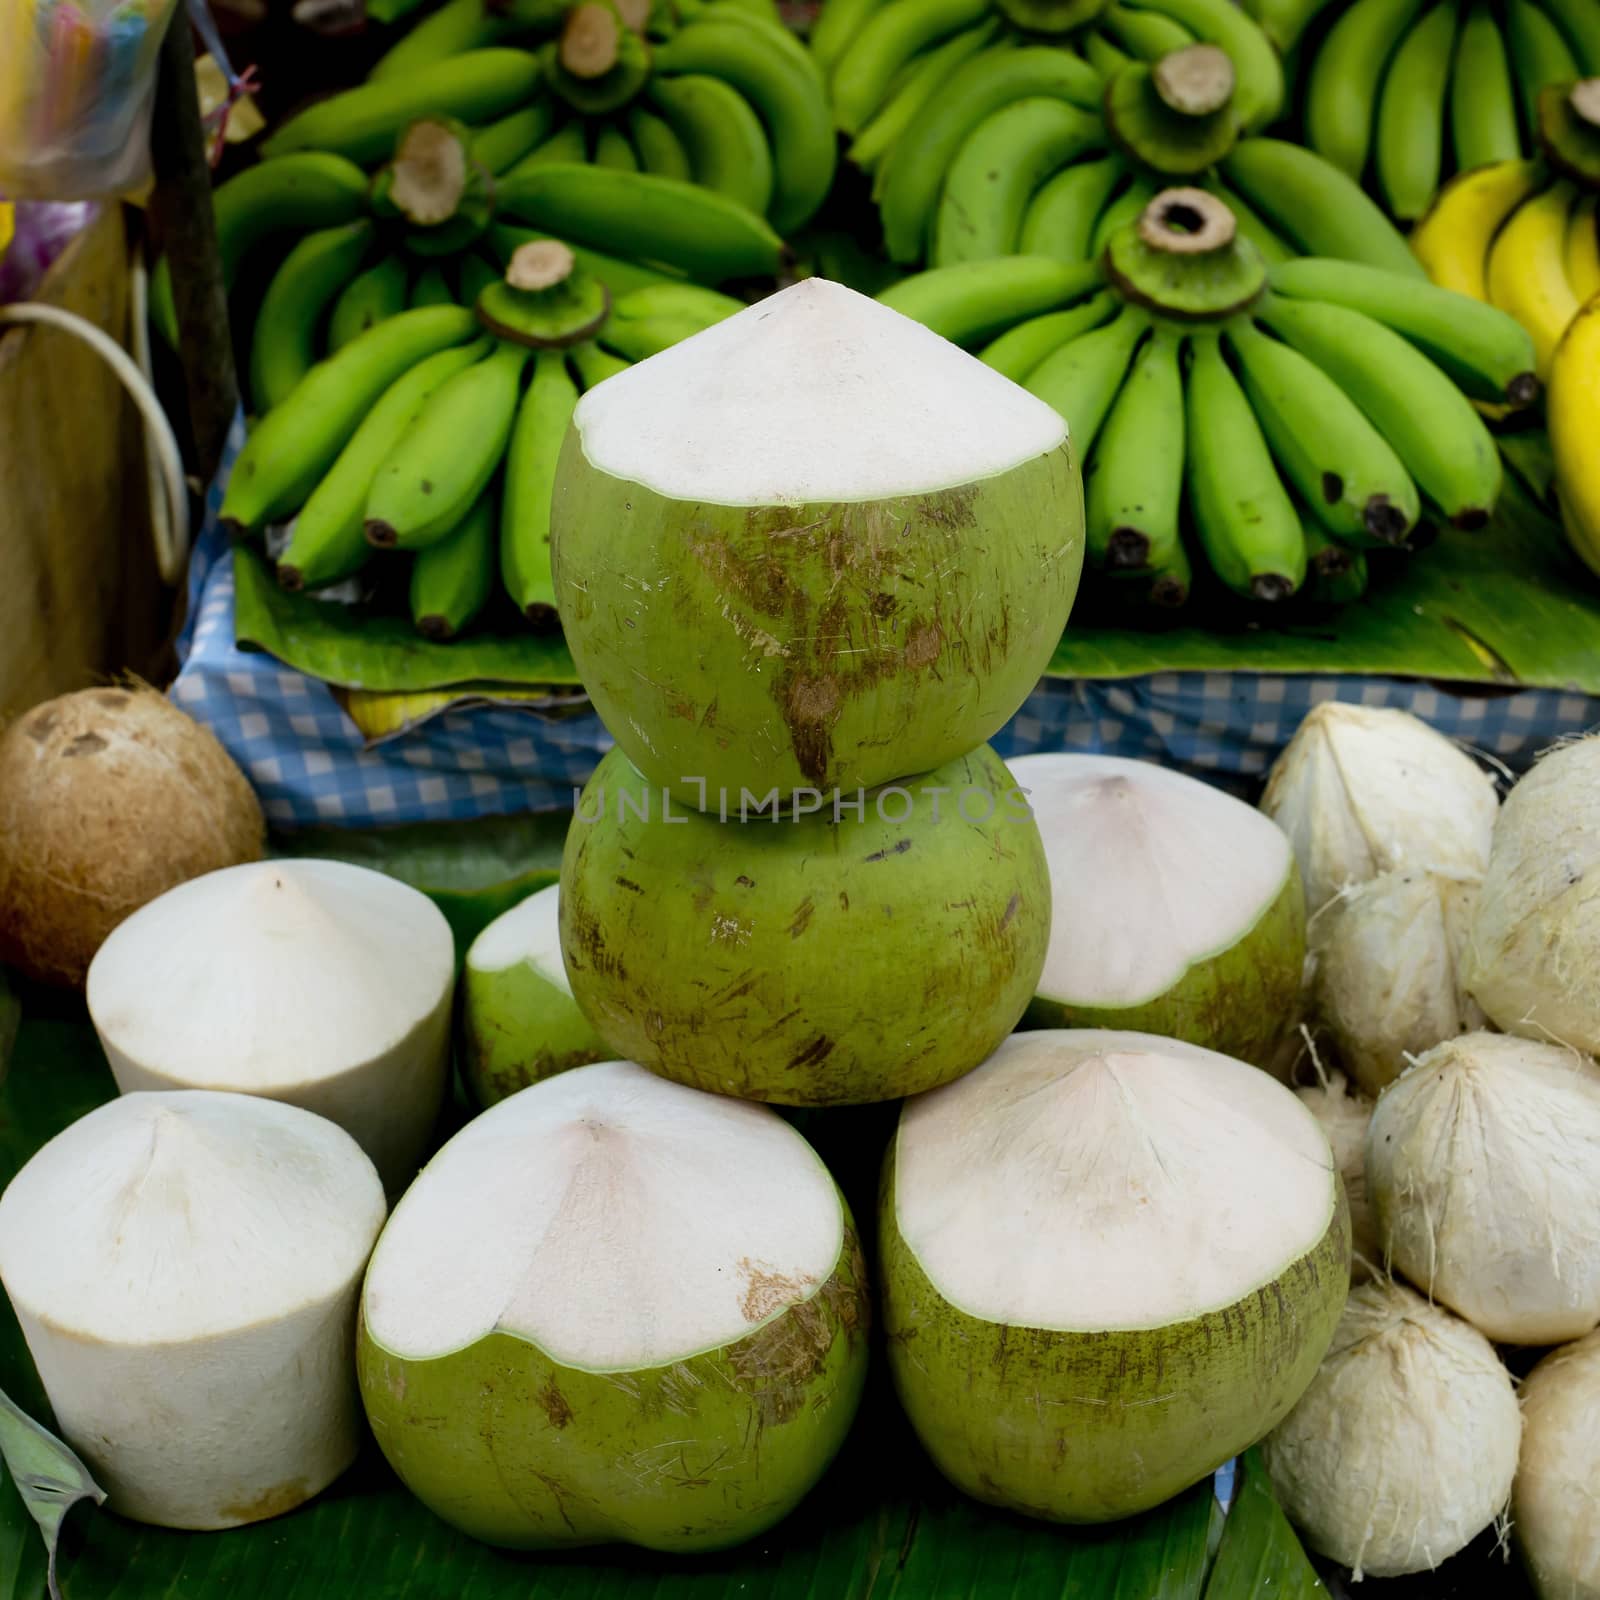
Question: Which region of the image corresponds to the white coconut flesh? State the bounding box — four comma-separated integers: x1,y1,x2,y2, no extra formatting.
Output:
363,1060,844,1369
894,1031,1336,1332
467,882,567,986
570,277,1067,506
1262,703,1497,916
1007,754,1292,1008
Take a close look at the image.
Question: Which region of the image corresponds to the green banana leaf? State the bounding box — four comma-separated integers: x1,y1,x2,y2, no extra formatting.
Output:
0,984,1326,1600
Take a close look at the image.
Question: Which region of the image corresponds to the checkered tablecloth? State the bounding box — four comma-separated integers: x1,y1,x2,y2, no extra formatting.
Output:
173,415,1600,829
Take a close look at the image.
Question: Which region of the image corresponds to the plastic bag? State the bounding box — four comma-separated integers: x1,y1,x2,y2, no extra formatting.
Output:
0,0,180,199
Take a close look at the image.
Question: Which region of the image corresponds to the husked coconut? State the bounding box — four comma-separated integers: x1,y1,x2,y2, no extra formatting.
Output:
1312,871,1483,1094
0,1091,385,1529
1262,1278,1520,1580
87,859,455,1192
560,744,1049,1104
1515,1328,1600,1599
550,277,1084,805
1366,1032,1600,1344
1008,754,1305,1069
458,884,609,1106
881,1029,1349,1523
1261,703,1497,917
1297,1068,1379,1277
0,686,264,988
358,1060,869,1550
1468,735,1600,1055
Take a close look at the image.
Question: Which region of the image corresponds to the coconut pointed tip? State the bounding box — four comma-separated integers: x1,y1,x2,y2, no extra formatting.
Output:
365,519,399,549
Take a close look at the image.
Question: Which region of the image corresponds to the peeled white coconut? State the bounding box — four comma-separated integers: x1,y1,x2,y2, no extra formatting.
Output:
549,276,1084,805
881,1029,1349,1524
1366,1031,1600,1344
1261,703,1497,918
1468,736,1600,1055
458,884,609,1107
1262,1278,1520,1579
1296,1069,1379,1277
1515,1327,1600,1599
1312,871,1483,1094
0,1090,385,1529
1007,754,1305,1069
358,1060,870,1551
86,859,454,1192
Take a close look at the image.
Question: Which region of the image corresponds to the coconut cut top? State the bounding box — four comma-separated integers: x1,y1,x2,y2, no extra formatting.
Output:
467,882,565,983
894,1031,1337,1331
87,859,454,1092
363,1060,844,1368
571,277,1067,506
1010,754,1292,1006
0,1091,385,1343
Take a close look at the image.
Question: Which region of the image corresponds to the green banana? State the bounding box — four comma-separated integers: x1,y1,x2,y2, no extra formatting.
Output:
1375,4,1457,222
933,99,1105,266
569,341,632,388
810,0,894,77
1266,256,1540,405
410,482,499,640
611,283,745,322
1256,294,1502,528
599,316,710,359
1222,139,1426,277
647,75,775,216
262,51,543,167
877,256,1104,345
507,122,589,175
627,107,693,180
978,292,1117,384
497,164,785,282
1084,31,1133,77
487,224,682,295
366,340,532,549
221,305,478,532
278,339,489,591
692,1,823,79
1452,3,1523,171
470,102,558,175
328,253,411,352
1226,316,1420,544
502,349,582,625
1025,305,1150,459
1301,520,1369,605
1505,0,1580,136
1250,0,1339,53
1106,537,1193,608
653,20,837,233
457,252,503,304
1085,325,1185,572
852,21,1000,176
1090,177,1157,258
1102,3,1194,58
878,47,1103,262
1305,0,1425,178
1119,0,1284,129
410,263,457,307
1206,179,1295,265
249,221,374,415
151,152,369,345
830,0,990,134
368,0,527,82
593,122,641,171
1185,328,1307,601
1020,157,1124,262
1540,0,1600,73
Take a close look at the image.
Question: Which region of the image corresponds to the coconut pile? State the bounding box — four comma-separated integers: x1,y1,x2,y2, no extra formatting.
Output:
1257,716,1600,1592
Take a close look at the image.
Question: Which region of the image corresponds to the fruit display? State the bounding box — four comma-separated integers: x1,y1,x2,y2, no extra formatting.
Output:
880,188,1533,609
1268,0,1600,223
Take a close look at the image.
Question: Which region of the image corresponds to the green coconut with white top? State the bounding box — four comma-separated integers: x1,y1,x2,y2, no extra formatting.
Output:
559,743,1050,1105
357,1060,870,1551
881,1029,1350,1524
549,276,1084,806
458,883,609,1106
1008,754,1306,1070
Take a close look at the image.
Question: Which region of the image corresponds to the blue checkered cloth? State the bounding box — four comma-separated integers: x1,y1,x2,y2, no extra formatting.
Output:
172,415,1600,829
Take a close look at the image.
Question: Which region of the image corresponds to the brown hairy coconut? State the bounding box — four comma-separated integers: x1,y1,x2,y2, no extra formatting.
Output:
0,686,264,988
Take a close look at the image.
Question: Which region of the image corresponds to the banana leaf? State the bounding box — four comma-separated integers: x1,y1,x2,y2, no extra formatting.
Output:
0,984,1326,1600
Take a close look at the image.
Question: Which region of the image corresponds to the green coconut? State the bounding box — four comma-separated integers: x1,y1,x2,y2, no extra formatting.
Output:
881,1029,1350,1524
549,276,1084,806
559,743,1050,1105
458,883,611,1107
1009,753,1306,1071
357,1060,869,1550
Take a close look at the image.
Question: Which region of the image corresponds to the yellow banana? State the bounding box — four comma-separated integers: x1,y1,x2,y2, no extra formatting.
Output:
1567,192,1600,304
1487,179,1582,378
1549,302,1600,579
1410,159,1542,301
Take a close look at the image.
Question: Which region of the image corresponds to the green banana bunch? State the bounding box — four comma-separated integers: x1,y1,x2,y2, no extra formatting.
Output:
501,349,582,624
411,483,502,640
646,73,775,216
329,255,413,351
